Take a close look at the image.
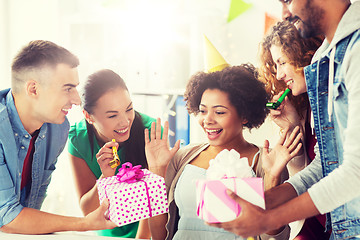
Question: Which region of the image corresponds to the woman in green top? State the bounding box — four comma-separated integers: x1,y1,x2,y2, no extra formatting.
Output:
68,69,154,238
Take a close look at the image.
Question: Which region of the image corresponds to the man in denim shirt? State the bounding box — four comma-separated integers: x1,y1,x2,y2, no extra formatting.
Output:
0,40,116,234
209,0,360,239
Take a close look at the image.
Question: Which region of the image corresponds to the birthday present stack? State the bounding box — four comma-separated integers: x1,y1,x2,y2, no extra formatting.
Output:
97,162,168,226
196,149,265,223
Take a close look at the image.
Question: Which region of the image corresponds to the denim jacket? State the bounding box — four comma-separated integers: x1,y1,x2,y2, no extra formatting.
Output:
303,3,360,238
0,89,69,227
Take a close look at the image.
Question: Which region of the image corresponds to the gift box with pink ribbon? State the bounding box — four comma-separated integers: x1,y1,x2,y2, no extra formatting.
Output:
196,149,265,223
97,162,168,226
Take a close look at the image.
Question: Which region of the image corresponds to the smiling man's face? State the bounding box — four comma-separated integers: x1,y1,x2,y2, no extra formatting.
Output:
280,0,324,38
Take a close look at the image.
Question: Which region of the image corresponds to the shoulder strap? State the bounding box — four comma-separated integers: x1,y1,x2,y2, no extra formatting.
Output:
250,149,260,168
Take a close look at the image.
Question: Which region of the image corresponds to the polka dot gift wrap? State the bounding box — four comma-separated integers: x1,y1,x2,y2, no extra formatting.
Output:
97,164,168,227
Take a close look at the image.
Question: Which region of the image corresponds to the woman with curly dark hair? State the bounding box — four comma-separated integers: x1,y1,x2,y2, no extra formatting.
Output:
258,21,329,240
145,64,302,240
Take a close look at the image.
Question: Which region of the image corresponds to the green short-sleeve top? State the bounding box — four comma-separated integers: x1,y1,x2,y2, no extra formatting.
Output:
68,112,156,238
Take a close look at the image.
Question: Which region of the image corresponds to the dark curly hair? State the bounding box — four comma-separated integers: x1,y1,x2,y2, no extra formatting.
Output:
258,20,323,118
184,64,269,129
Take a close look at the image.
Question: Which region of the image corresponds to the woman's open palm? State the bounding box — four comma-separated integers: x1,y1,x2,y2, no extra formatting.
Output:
262,126,303,179
145,118,180,176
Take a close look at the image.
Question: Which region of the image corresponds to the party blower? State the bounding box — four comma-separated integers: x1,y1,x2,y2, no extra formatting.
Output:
109,139,120,168
266,88,291,110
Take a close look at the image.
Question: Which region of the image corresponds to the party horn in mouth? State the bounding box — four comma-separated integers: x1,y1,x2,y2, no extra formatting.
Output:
266,88,291,110
109,139,120,168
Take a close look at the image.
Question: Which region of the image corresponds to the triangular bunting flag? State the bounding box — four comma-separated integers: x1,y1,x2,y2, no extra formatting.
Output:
227,0,253,23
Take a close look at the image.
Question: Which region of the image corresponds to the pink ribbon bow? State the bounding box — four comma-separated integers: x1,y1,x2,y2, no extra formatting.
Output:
116,162,144,183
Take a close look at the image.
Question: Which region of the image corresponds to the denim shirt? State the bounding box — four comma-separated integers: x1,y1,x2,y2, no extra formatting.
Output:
0,89,69,227
304,26,360,239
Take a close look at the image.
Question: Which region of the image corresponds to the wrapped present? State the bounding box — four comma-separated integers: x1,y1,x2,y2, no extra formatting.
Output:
196,149,265,223
196,177,265,223
97,162,168,226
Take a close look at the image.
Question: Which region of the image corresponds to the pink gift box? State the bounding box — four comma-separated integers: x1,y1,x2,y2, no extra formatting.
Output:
196,177,265,223
97,167,168,227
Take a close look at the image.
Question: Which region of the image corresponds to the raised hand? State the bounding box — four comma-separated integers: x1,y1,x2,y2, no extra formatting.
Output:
262,126,302,188
96,141,118,178
145,118,180,177
270,91,300,131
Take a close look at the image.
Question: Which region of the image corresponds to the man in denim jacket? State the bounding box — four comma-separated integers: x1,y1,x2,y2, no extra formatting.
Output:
0,40,116,234
209,0,360,239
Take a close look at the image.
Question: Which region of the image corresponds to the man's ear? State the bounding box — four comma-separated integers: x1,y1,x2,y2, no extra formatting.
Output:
25,80,38,97
83,109,93,124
